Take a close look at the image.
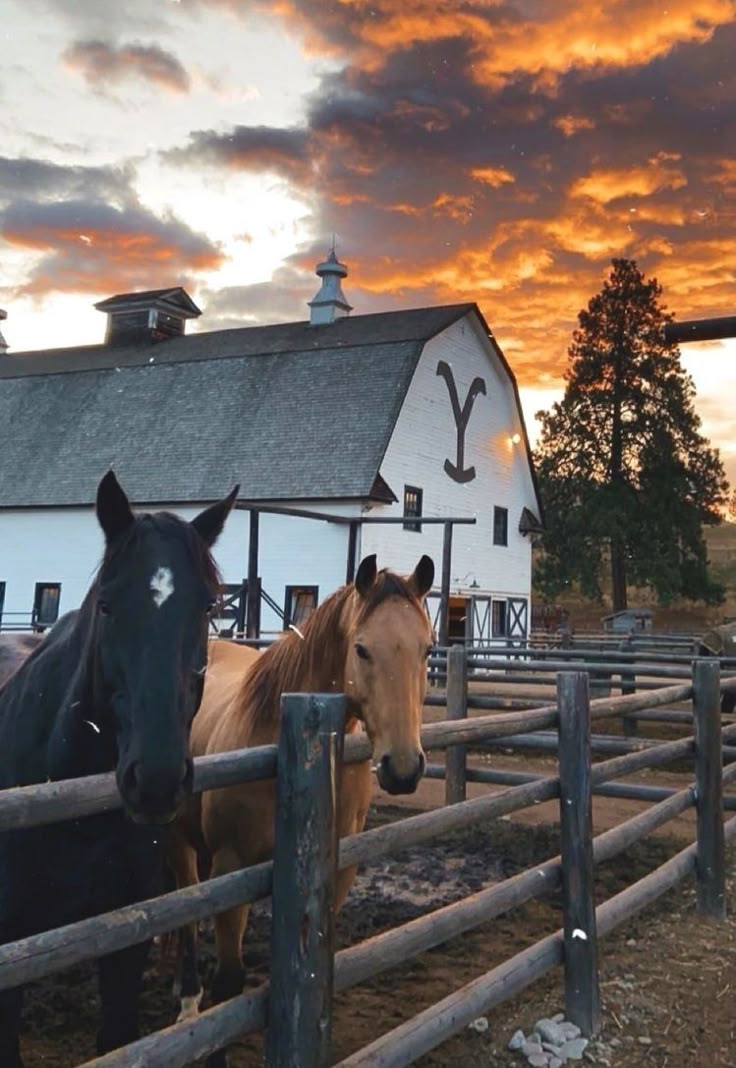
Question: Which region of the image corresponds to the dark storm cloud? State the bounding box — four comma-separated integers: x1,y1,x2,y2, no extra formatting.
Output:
164,126,314,185
0,157,135,207
64,40,191,94
1,198,223,297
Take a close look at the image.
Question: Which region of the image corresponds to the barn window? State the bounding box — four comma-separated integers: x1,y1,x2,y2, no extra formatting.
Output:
492,599,507,638
403,485,423,532
284,586,319,629
33,582,61,629
493,506,508,546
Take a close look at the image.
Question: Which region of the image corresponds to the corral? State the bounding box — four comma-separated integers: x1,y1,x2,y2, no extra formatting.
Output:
1,632,735,1066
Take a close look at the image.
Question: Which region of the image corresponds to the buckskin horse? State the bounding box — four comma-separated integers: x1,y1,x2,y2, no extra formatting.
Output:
168,553,435,1064
0,471,237,1067
0,635,43,689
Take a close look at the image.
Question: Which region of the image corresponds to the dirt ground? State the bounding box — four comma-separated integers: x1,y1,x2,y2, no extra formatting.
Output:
12,674,736,1067
17,762,736,1068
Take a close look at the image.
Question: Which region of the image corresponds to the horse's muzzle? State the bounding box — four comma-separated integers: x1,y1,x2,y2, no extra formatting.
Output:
376,751,426,795
118,756,194,825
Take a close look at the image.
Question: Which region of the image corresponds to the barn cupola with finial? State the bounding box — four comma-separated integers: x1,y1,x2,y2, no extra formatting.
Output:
308,248,353,325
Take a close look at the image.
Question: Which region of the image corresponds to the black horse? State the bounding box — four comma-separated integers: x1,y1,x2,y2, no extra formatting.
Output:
0,471,237,1066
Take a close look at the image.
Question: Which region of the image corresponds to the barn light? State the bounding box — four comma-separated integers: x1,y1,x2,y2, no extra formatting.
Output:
509,433,521,445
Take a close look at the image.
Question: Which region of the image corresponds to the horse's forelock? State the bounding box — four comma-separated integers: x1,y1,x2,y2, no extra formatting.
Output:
100,512,222,593
355,568,423,622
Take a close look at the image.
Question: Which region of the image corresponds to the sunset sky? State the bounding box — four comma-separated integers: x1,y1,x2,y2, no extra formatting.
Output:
2,1,736,479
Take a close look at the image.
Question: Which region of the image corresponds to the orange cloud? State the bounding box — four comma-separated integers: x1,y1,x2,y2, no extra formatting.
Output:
266,0,734,92
63,40,191,94
552,114,596,136
570,163,688,203
1,201,223,296
470,165,515,187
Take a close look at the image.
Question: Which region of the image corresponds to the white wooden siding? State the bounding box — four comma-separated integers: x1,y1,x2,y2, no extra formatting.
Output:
0,501,354,633
361,312,537,608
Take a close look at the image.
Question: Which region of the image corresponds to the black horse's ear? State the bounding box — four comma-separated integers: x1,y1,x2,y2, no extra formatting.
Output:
191,485,239,547
96,470,135,542
355,554,377,597
409,555,435,598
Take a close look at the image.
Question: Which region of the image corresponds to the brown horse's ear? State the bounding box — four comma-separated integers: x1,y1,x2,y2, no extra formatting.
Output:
409,555,435,598
96,470,135,543
191,485,239,547
355,554,377,597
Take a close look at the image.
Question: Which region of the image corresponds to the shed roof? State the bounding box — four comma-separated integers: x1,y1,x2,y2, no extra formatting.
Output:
0,304,474,507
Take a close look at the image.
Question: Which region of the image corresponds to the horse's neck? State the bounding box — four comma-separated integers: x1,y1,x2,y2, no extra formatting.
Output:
249,596,353,737
45,616,117,779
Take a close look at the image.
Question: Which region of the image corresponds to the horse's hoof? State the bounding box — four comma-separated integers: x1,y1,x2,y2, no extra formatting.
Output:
176,991,203,1022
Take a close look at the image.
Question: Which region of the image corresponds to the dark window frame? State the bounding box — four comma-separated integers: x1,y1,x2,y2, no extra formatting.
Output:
0,581,5,628
284,585,319,628
492,599,507,638
33,582,61,628
403,484,423,532
493,505,509,546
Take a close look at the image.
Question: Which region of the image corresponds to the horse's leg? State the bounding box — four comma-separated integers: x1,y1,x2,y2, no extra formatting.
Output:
96,940,151,1054
336,760,373,911
167,830,204,1021
203,850,251,1068
0,986,24,1068
210,850,251,1006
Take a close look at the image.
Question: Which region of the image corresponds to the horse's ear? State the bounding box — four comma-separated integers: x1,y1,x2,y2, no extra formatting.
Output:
409,555,435,598
191,485,239,547
96,470,135,543
355,554,377,597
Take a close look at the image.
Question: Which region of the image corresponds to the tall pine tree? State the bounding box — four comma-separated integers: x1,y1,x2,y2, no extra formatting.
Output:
534,258,728,611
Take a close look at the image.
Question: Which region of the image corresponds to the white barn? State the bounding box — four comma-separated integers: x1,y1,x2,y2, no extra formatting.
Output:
0,255,542,645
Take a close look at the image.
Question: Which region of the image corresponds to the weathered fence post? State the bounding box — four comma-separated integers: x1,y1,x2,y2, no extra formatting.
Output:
445,645,468,805
266,693,346,1068
557,671,601,1037
692,659,726,920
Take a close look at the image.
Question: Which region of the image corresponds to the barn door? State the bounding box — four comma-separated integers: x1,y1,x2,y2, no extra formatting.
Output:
507,597,528,640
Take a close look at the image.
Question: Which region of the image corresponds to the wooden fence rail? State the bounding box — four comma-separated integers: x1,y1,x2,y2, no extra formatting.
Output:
0,649,730,1067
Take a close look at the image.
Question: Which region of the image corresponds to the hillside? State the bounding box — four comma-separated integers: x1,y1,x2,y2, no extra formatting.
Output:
533,522,736,634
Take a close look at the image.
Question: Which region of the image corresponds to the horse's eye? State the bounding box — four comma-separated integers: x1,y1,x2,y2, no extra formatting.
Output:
98,600,112,617
355,643,370,661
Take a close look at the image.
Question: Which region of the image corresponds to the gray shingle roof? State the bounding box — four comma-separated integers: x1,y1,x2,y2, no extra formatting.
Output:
0,304,473,507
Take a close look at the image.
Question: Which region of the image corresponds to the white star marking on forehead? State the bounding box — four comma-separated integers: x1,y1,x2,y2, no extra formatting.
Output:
150,566,175,608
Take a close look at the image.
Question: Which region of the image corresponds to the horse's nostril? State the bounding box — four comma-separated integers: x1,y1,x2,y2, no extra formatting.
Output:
120,760,141,800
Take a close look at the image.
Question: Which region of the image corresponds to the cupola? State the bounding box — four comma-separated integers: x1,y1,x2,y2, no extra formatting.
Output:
94,287,202,346
308,249,353,326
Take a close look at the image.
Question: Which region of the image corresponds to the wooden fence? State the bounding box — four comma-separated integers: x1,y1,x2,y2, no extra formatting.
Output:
0,652,732,1066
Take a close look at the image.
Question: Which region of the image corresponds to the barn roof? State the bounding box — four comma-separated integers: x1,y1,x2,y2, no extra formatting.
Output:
0,304,475,507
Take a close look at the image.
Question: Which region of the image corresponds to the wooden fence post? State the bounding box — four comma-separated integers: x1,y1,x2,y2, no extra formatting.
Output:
266,693,346,1068
692,659,726,920
557,671,601,1037
445,645,468,805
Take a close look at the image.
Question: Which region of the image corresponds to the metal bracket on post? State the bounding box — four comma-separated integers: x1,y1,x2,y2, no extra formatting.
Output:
266,693,346,1068
557,671,601,1038
445,645,468,805
693,658,726,920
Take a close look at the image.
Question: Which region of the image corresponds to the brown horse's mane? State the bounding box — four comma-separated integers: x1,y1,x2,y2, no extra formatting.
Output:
243,569,424,731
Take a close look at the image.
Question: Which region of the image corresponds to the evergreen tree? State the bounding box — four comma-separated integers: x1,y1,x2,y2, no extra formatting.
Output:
534,258,728,611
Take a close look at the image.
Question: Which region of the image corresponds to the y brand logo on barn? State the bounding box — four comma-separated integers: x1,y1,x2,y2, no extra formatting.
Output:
436,360,487,483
